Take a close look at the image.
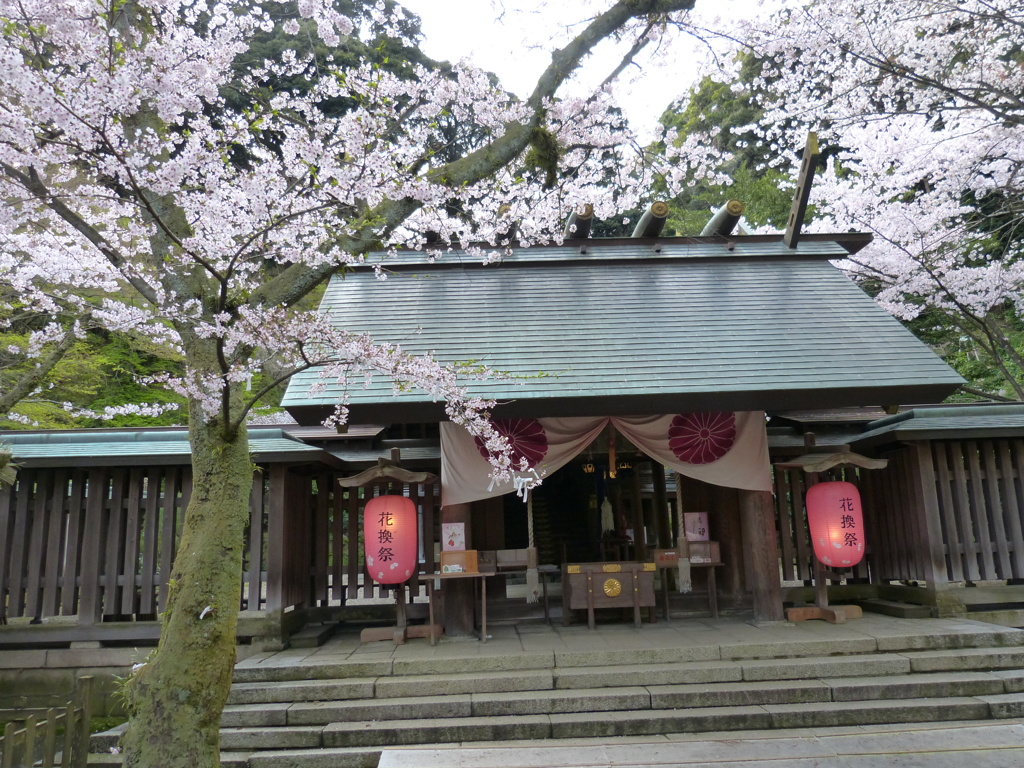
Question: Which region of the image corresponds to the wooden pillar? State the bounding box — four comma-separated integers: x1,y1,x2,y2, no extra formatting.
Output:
908,441,949,594
738,489,785,623
265,464,288,614
715,487,744,603
441,502,475,636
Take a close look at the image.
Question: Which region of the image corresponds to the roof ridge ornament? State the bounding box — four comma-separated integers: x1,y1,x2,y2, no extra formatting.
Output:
784,132,820,249
563,203,594,240
631,201,669,238
701,199,745,237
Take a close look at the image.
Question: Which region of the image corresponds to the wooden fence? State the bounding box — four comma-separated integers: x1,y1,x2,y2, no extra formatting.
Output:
0,463,439,631
0,677,91,768
772,438,1024,591
924,439,1024,583
773,464,871,584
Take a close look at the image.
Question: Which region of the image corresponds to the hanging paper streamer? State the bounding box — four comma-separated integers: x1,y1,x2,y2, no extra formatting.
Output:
675,472,692,593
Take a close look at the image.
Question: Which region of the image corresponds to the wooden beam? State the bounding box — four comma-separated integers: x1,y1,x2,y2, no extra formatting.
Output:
783,132,820,249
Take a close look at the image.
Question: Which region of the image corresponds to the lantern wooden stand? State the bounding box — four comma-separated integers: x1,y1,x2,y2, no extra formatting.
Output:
776,442,887,625
359,585,442,645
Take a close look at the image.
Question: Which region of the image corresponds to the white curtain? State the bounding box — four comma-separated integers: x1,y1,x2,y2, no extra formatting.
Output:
441,411,770,506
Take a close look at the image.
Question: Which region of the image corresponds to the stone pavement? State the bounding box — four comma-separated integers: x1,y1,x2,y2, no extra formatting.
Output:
242,613,1023,669
377,719,1024,767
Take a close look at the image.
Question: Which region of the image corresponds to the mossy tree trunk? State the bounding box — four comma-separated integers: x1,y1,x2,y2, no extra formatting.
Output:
120,340,253,767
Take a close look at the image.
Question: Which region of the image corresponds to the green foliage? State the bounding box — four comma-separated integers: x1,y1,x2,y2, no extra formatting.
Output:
79,333,187,427
653,56,795,235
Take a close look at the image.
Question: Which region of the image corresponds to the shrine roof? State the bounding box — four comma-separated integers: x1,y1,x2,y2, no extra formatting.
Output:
1,427,339,468
852,404,1024,446
282,235,964,423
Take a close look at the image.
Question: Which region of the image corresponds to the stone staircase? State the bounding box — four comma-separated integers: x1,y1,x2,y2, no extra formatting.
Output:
88,617,1024,767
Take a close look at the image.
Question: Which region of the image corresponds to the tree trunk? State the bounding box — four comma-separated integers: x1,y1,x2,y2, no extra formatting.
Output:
120,394,252,767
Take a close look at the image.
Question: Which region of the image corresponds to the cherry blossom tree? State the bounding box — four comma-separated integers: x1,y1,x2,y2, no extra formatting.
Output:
0,1,700,764
668,0,1024,398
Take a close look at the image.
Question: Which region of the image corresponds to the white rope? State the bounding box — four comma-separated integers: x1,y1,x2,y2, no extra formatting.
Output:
525,493,539,603
675,472,692,593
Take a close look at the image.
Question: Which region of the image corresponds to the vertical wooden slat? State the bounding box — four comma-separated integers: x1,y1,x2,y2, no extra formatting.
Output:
363,487,375,600
120,468,144,617
908,442,950,588
139,470,160,616
78,470,107,625
862,466,884,578
1005,440,1024,578
25,472,51,619
860,469,882,582
60,472,86,616
994,439,1024,577
157,469,180,613
42,470,69,617
879,458,902,580
896,450,925,580
965,440,997,578
314,473,330,604
948,442,981,580
346,487,360,600
933,443,965,582
8,472,32,617
790,470,812,581
245,468,265,611
0,481,14,620
331,477,346,604
774,469,796,581
982,441,1012,578
102,470,127,617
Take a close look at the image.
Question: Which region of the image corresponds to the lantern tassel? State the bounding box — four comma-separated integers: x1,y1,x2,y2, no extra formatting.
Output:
525,494,539,603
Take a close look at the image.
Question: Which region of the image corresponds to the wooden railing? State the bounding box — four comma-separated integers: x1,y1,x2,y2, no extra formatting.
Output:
0,677,92,768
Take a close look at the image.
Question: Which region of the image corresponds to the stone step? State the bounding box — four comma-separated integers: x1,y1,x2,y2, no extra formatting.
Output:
227,677,376,705
552,653,912,690
857,598,932,619
230,667,557,704
226,651,1024,708
220,670,1024,730
905,646,1024,672
87,752,250,767
229,625,1024,686
213,694,1024,749
288,622,340,649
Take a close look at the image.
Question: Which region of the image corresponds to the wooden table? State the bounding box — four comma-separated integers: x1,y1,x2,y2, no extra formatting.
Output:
426,571,491,645
658,561,723,620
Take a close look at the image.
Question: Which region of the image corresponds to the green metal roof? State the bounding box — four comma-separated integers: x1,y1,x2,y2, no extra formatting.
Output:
1,427,334,468
853,404,1024,446
282,237,964,423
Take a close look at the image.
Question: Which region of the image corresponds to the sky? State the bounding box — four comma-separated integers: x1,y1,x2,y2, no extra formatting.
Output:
397,0,778,138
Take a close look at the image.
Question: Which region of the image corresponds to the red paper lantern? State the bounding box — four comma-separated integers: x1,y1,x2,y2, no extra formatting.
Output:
363,495,418,584
805,481,865,568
